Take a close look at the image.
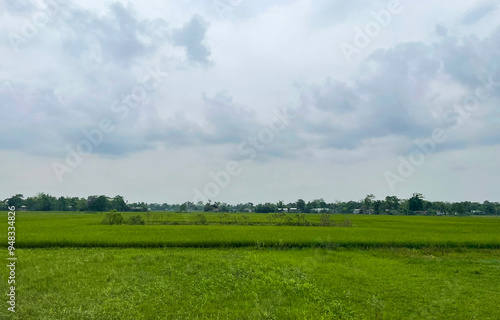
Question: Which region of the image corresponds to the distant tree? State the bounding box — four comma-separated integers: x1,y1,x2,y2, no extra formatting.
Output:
277,200,285,209
296,199,306,213
204,201,220,212
25,197,37,211
362,194,375,214
196,201,204,211
88,195,109,212
408,193,424,212
451,202,465,215
384,196,400,214
111,195,128,211
76,198,88,211
57,196,68,211
482,201,496,215
36,193,57,211
5,194,24,209
255,203,276,213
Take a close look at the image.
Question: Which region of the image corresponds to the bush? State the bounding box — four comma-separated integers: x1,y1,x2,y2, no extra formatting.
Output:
240,215,250,225
340,219,353,227
126,215,145,225
219,213,230,224
194,213,208,225
320,214,332,226
102,210,124,225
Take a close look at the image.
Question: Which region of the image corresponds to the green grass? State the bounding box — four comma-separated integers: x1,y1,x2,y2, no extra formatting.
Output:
1,212,499,319
1,212,499,249
0,247,498,319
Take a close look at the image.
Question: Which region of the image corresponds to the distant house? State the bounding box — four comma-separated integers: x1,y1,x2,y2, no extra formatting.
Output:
311,208,329,213
289,208,298,212
20,206,27,211
413,211,428,215
87,196,98,205
130,206,147,212
353,209,372,214
278,208,289,212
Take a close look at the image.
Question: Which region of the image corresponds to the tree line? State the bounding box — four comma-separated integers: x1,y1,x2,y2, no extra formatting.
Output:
2,194,147,212
2,193,499,216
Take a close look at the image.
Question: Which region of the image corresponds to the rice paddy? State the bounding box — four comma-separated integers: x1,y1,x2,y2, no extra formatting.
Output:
0,212,499,319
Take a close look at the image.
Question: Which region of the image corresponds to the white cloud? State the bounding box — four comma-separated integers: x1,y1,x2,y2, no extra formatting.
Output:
1,0,499,203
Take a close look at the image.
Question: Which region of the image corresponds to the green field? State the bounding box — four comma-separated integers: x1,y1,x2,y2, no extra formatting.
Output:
1,212,499,319
3,212,500,249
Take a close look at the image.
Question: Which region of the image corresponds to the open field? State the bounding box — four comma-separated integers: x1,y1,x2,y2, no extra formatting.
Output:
1,212,499,249
1,247,499,319
1,212,499,319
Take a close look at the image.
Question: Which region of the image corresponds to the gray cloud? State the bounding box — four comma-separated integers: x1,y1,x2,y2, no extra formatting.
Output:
1,1,500,164
294,32,500,156
60,3,169,67
461,3,497,25
172,15,211,65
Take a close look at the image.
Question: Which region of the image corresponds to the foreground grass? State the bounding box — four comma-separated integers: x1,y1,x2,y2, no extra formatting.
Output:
0,248,498,319
1,212,499,249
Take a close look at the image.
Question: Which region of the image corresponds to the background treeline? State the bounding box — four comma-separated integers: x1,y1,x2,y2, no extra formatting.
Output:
2,194,147,212
2,193,499,216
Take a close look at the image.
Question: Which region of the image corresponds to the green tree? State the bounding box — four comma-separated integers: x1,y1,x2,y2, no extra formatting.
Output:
57,196,68,211
451,202,465,215
5,194,24,209
482,201,496,215
277,200,285,209
362,194,375,214
408,193,424,212
36,193,57,211
296,199,306,213
384,196,400,214
88,195,109,212
111,195,128,211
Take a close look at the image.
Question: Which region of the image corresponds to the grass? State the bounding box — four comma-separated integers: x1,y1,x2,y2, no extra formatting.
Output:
1,212,499,319
0,247,499,319
1,212,499,249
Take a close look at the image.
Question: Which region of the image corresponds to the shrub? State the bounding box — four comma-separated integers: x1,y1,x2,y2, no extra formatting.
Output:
102,210,124,225
240,215,250,225
341,219,353,227
320,214,332,227
126,215,145,225
194,213,208,225
219,213,230,224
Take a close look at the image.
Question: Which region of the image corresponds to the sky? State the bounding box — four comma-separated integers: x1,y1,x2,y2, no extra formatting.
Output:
1,0,499,204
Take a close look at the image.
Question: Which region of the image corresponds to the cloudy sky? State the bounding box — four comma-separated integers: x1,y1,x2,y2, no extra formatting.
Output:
1,0,499,204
